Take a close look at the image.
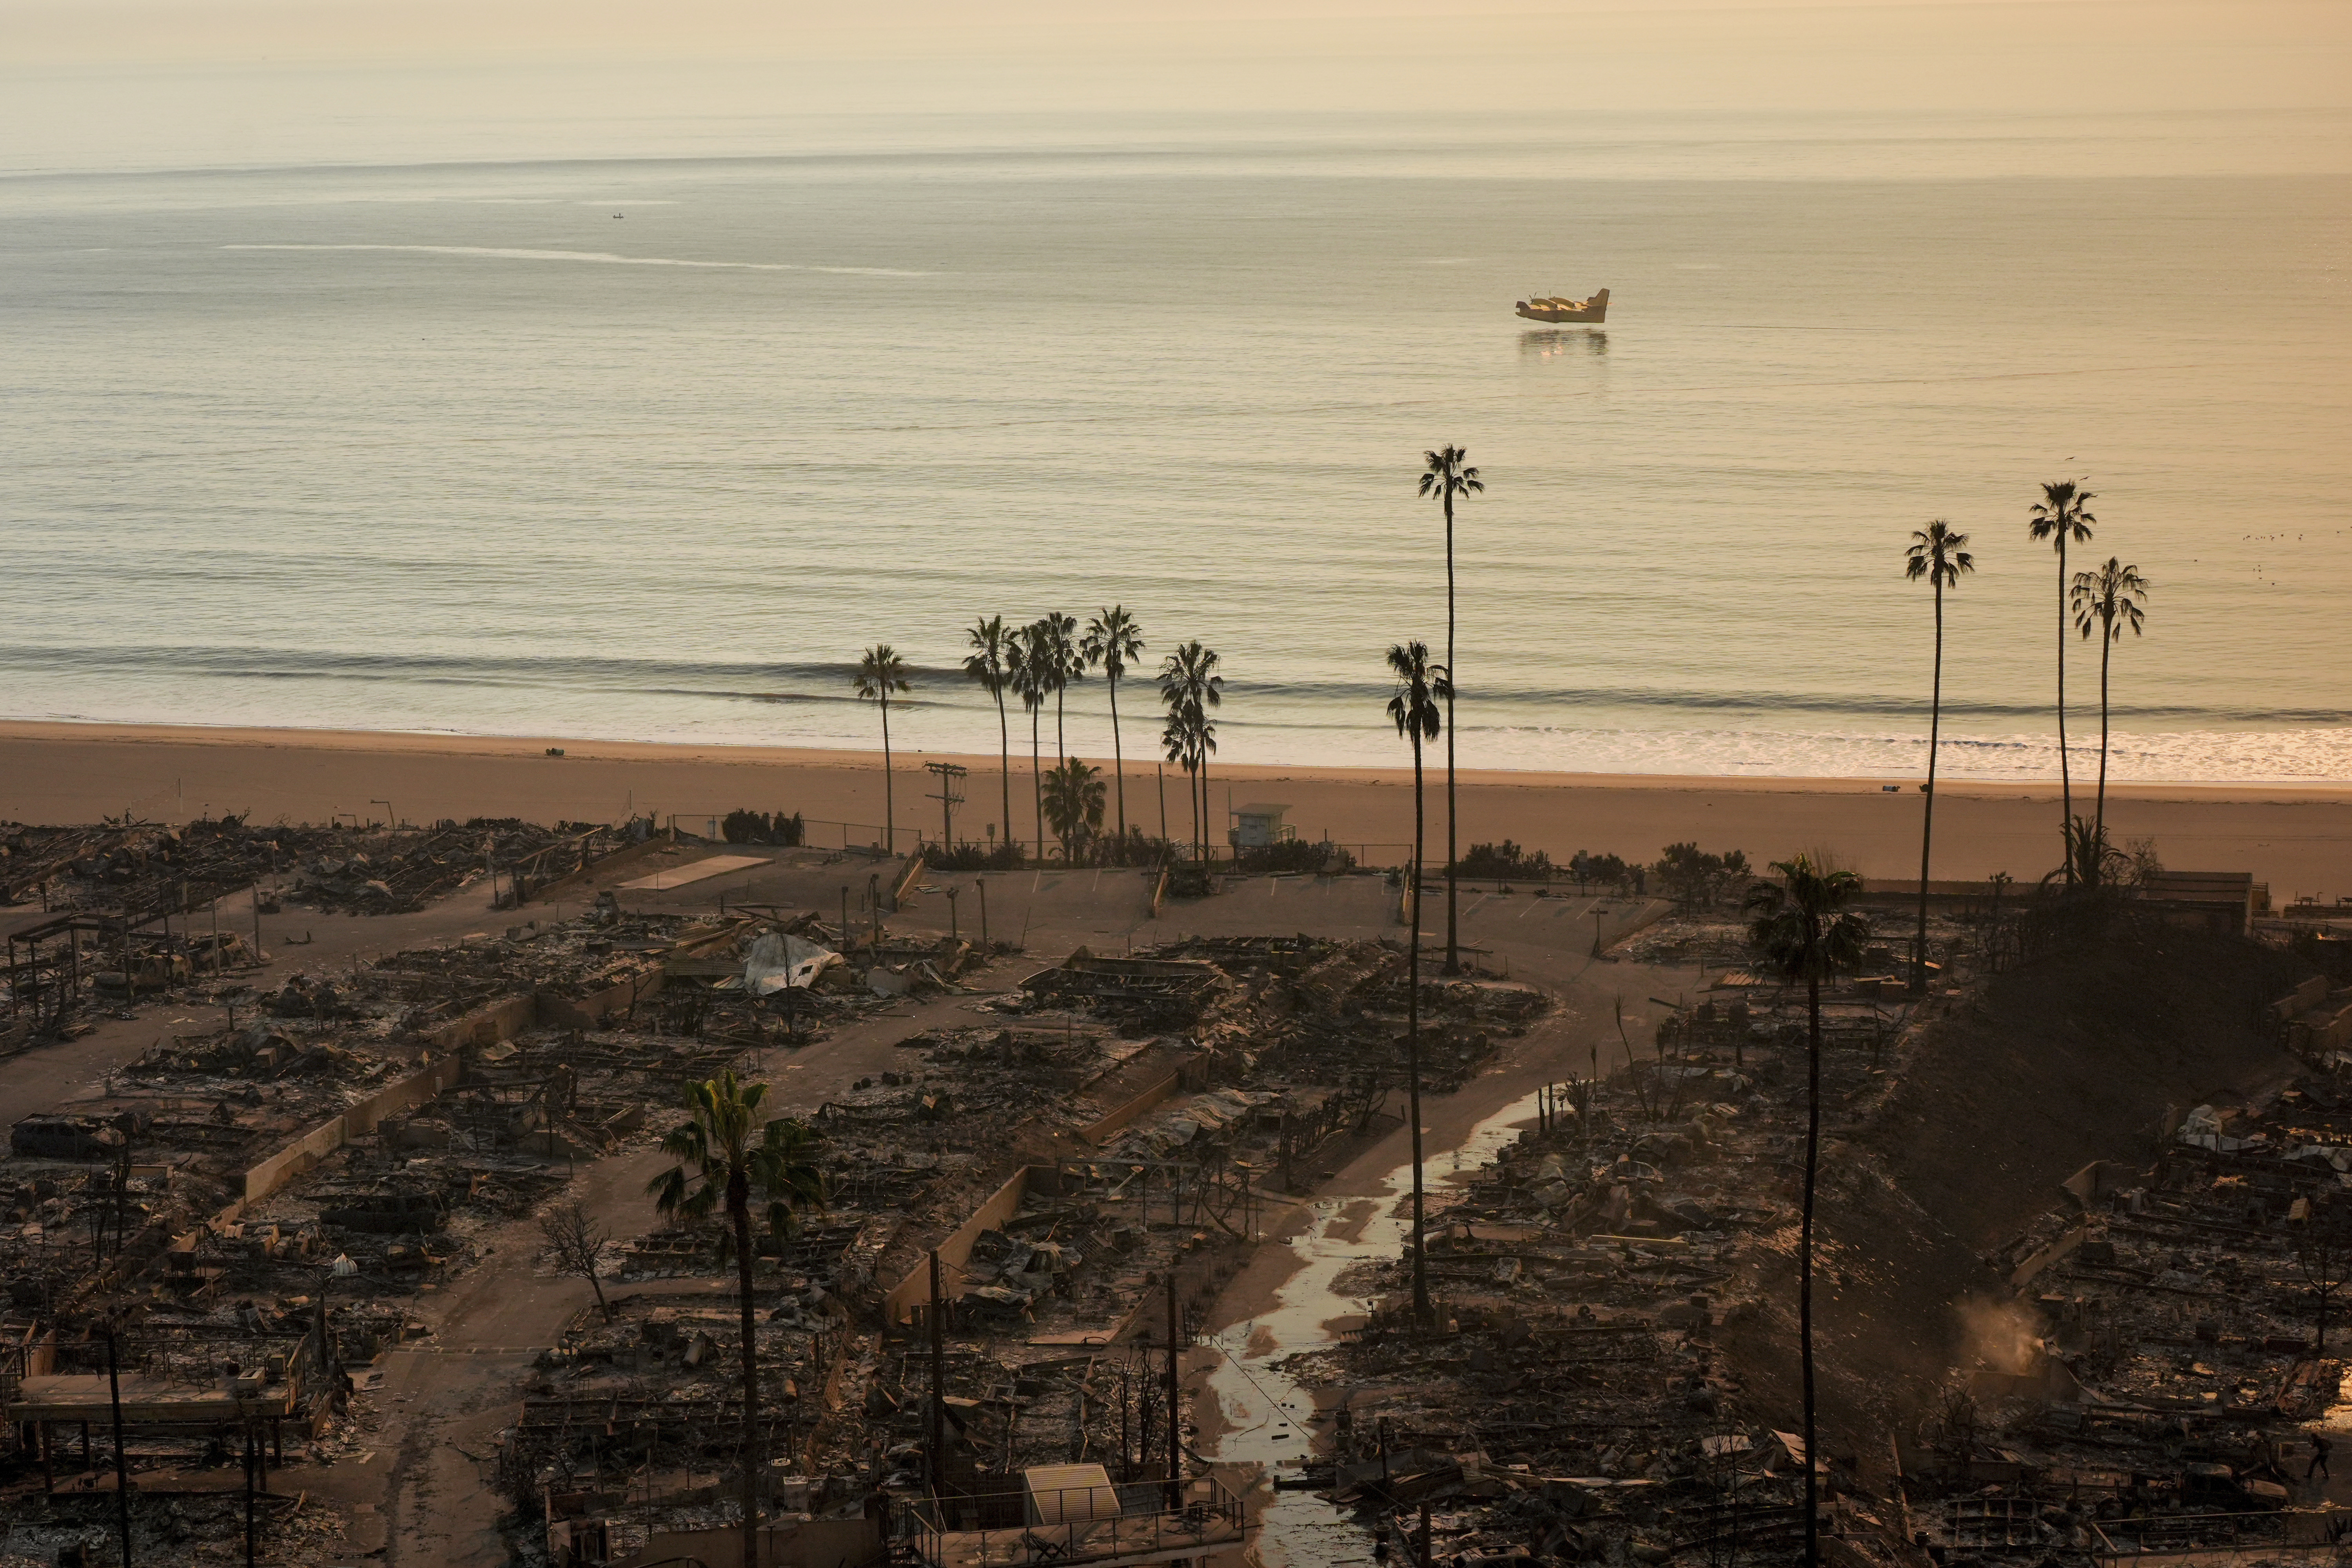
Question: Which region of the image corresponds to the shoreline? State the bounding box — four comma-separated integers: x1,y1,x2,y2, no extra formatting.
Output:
5,719,2350,893
6,716,2349,802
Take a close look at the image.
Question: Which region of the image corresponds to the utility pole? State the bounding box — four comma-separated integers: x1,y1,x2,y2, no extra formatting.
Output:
927,1252,946,1498
924,762,967,852
975,880,989,949
105,1324,132,1568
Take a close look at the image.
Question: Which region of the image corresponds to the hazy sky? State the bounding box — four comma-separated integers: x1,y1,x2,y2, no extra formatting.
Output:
4,0,2349,171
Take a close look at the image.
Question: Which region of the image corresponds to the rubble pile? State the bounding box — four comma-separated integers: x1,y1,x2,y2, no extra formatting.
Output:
0,815,597,921
1116,935,1550,1095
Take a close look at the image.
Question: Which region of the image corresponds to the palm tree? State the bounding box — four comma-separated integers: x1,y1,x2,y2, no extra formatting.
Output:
1014,621,1051,854
1038,611,1083,762
1904,521,1975,992
1419,447,1482,974
2028,480,2096,880
1386,639,1450,1324
1158,642,1223,861
1081,607,1146,848
646,1073,826,1568
2071,557,2150,846
852,645,913,855
1041,757,1108,860
1745,859,1867,1568
963,616,1016,855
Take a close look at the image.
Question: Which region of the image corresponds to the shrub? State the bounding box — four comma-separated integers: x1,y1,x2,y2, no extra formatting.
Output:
922,840,1027,871
721,810,804,846
1649,842,1751,907
1238,840,1357,875
1455,840,1554,879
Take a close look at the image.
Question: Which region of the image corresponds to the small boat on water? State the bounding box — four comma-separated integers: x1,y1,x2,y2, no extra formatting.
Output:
1516,287,1608,324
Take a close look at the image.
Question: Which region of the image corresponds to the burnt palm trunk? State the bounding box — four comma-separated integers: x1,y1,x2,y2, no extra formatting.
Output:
1199,748,1212,865
995,688,1012,857
2056,537,2072,881
733,1186,761,1568
1030,707,1044,856
880,698,895,855
2097,621,2113,844
1186,758,1200,862
1408,732,1431,1321
1801,967,1821,1568
1109,673,1127,847
1443,491,1459,974
1915,579,1944,991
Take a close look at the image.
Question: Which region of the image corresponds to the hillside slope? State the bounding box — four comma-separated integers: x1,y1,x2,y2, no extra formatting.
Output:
1718,913,2311,1459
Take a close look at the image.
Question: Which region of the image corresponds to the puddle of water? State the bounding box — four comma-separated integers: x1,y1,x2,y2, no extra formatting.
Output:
1204,1086,1550,1568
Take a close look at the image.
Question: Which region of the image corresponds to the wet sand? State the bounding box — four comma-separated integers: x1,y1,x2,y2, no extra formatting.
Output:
3,720,2348,894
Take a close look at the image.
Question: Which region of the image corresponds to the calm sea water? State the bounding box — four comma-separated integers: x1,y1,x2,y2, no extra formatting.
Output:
4,111,2348,783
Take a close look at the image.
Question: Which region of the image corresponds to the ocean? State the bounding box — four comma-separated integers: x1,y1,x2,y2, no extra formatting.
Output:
4,109,2348,784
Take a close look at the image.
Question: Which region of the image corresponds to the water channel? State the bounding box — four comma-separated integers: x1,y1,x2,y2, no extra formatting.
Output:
1203,1085,1554,1568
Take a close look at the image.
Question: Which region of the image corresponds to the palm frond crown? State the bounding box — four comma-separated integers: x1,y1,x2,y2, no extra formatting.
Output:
1385,641,1451,742
1744,857,1869,983
852,644,912,704
1905,520,1976,589
2027,479,2097,550
646,1071,827,1262
962,615,1011,695
1418,445,1485,505
2071,557,2150,642
1081,606,1145,681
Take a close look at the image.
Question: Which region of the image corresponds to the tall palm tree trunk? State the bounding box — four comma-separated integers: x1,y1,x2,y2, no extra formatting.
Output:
995,690,1012,856
2056,540,2072,880
1444,492,1459,974
1185,761,1200,859
1055,689,1066,763
1801,969,1821,1568
1408,733,1431,1321
1915,580,1944,992
880,700,895,855
731,1187,761,1568
1109,676,1126,847
1030,708,1044,855
2097,628,2113,844
1200,752,1212,865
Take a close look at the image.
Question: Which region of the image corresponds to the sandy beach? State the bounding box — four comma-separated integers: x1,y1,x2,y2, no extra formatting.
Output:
5,719,2347,896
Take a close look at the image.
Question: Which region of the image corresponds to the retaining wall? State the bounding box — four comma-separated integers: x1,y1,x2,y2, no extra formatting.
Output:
240,1053,470,1204
1077,1070,1186,1147
526,835,675,906
880,1167,1031,1326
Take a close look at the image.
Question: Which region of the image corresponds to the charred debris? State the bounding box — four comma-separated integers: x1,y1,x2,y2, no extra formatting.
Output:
1274,898,2352,1568
0,816,645,1053
0,860,1556,1565
521,932,1550,1562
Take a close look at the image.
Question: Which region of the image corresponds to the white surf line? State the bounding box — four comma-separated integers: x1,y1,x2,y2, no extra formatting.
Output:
220,243,927,276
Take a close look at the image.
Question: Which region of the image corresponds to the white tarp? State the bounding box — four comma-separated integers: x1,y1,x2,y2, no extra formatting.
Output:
744,932,839,996
2178,1103,2260,1154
